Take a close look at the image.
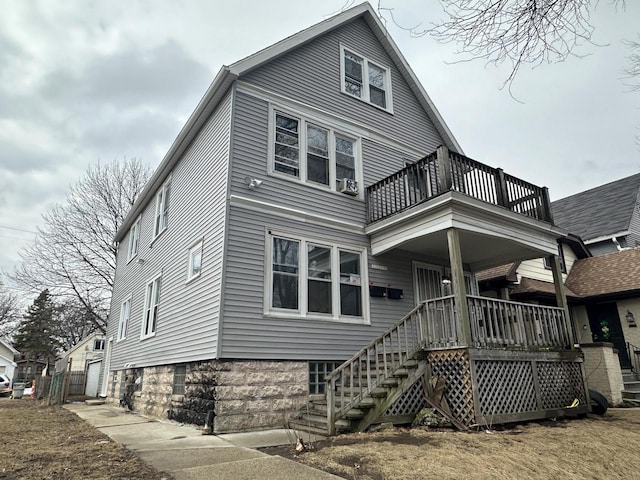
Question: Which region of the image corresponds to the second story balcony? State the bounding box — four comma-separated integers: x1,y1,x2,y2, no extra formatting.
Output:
364,146,565,271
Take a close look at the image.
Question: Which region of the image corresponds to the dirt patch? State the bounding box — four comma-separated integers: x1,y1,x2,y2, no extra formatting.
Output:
0,399,173,480
262,410,640,480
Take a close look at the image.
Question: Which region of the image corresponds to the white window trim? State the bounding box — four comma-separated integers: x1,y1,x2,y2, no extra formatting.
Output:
340,44,393,114
126,216,141,263
141,273,162,340
268,105,364,200
117,296,131,342
186,239,204,283
263,230,370,324
152,177,171,241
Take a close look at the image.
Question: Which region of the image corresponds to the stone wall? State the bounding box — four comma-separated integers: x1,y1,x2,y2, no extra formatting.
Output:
106,359,309,433
582,343,624,406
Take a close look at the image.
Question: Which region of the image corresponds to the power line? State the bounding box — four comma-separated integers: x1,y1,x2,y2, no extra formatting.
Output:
0,234,32,241
0,225,37,234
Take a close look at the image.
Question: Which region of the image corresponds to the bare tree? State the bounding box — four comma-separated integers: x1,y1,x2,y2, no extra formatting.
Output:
624,35,640,90
11,159,151,333
0,280,18,338
53,299,100,352
425,0,626,89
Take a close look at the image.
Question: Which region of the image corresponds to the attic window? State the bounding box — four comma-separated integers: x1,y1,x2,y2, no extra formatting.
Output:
340,46,392,112
544,245,567,273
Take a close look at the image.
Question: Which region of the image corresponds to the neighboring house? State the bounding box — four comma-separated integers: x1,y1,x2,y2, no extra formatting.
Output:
61,333,106,371
104,3,588,434
552,173,640,256
0,337,19,380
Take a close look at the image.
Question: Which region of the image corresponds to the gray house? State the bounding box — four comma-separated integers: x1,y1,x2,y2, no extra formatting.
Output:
104,3,588,434
552,173,640,256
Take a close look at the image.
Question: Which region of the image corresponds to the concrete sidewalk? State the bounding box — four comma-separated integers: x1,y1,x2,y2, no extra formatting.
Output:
64,403,341,480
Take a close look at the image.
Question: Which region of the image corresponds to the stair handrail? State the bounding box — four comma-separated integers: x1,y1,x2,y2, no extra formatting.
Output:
627,342,640,374
325,301,426,434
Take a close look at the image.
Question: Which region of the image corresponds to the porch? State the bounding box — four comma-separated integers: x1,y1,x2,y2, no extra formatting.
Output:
293,147,589,435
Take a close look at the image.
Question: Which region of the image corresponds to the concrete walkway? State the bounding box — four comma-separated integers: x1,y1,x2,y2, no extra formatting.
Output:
64,403,342,480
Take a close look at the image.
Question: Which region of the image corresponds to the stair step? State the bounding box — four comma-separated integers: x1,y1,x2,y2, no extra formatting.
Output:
623,381,640,392
287,420,330,436
299,413,351,431
308,402,366,418
622,390,640,400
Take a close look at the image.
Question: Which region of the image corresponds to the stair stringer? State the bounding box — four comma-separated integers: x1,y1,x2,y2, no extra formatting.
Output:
351,360,428,433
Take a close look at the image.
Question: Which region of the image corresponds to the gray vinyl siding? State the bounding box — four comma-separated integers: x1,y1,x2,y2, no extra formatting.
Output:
627,192,640,248
241,17,443,154
220,204,446,360
107,91,233,370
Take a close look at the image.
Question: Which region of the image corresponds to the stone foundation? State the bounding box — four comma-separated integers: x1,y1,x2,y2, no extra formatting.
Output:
581,343,624,406
106,359,308,433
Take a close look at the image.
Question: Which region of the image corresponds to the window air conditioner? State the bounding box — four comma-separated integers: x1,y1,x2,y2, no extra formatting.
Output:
338,178,358,196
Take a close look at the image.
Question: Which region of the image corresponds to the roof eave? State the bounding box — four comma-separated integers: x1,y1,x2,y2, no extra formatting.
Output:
115,67,237,242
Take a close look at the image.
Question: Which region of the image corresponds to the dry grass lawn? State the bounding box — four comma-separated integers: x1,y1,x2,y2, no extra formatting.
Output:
282,409,640,479
0,399,172,480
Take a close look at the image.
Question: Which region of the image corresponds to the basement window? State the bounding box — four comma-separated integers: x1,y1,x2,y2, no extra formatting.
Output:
173,365,186,395
309,361,340,394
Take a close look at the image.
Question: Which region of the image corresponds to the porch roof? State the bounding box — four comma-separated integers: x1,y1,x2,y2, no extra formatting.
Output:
565,247,640,297
511,277,579,299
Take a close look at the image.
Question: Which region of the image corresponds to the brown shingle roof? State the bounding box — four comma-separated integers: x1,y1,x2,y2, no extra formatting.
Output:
511,277,579,298
476,263,518,282
565,247,640,297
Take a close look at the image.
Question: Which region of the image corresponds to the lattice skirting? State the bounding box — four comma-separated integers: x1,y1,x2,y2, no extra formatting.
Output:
427,349,475,426
383,381,427,417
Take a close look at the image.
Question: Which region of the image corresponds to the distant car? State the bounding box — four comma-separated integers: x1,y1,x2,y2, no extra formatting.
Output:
0,373,12,396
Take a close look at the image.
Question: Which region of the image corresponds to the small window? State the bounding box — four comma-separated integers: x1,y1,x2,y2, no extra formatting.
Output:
118,297,131,341
341,46,392,112
173,365,186,395
127,218,141,261
309,362,340,394
153,179,171,238
93,339,105,351
544,246,567,273
141,275,161,339
187,241,204,281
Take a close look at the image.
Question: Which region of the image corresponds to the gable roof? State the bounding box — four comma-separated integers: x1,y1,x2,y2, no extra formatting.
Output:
0,337,19,356
476,262,519,282
511,277,579,299
63,332,105,357
551,173,640,242
115,2,462,241
565,247,640,298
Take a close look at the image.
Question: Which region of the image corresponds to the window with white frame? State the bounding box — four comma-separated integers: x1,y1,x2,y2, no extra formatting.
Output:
187,240,203,281
272,110,359,192
153,179,171,238
93,339,105,351
141,275,161,338
118,297,131,341
127,218,141,261
341,46,392,111
268,233,367,321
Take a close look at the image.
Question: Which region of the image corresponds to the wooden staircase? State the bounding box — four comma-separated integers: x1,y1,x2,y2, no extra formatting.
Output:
290,303,430,435
622,369,640,405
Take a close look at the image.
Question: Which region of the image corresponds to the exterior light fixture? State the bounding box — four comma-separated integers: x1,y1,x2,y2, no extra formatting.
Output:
626,310,637,327
244,176,263,190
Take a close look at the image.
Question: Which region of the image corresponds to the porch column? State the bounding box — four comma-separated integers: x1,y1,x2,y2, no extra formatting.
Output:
548,253,574,349
447,228,472,346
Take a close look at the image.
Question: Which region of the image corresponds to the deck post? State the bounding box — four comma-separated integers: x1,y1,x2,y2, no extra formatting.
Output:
548,253,574,349
447,228,472,346
495,168,509,209
542,187,554,223
436,145,452,193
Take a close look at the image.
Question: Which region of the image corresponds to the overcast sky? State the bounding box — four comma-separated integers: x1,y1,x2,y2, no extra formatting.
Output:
1,0,638,275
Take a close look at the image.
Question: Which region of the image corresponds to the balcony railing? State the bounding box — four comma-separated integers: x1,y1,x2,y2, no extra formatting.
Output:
419,295,571,350
366,146,553,224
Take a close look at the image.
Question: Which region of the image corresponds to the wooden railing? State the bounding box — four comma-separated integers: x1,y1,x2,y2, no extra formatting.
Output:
325,302,424,434
467,296,571,349
421,296,460,348
366,146,553,224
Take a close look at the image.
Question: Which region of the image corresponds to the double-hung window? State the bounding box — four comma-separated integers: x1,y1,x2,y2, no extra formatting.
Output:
153,179,171,238
272,110,360,193
127,218,141,262
141,275,161,339
118,297,131,341
268,233,367,322
341,46,392,112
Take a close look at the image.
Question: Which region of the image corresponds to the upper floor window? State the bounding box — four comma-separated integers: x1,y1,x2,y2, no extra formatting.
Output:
127,217,141,262
271,109,361,195
341,46,392,112
187,240,203,282
93,339,105,351
153,179,171,239
267,233,368,322
141,274,161,339
118,297,131,341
